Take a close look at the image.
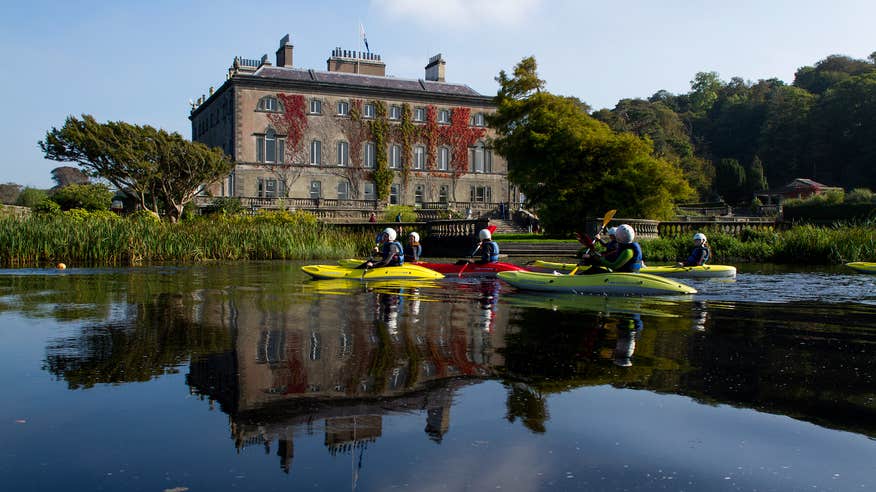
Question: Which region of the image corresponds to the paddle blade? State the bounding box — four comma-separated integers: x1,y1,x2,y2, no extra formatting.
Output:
602,209,617,229
487,224,497,234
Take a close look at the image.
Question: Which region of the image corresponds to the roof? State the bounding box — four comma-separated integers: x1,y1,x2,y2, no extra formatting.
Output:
253,65,484,97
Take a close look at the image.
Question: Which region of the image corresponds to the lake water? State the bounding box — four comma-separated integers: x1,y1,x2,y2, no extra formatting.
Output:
1,261,874,491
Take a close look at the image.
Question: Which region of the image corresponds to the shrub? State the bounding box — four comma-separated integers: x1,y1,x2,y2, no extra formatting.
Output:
51,183,113,211
845,188,874,204
203,197,245,215
384,205,417,222
16,187,48,208
33,199,61,215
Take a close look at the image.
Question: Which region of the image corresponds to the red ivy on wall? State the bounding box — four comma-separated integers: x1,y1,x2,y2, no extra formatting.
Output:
438,107,486,177
268,94,308,159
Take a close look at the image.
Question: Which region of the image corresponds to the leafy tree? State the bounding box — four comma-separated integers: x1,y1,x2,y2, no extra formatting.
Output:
51,166,89,188
689,71,723,114
714,158,747,203
746,155,768,197
40,115,233,222
50,183,114,211
756,85,814,186
0,182,22,204
15,187,48,208
793,54,875,95
490,57,693,231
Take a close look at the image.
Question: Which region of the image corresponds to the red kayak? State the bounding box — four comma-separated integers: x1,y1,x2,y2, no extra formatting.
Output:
413,261,529,277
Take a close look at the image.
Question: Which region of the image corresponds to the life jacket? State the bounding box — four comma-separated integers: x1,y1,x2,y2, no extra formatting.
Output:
616,242,643,272
481,240,500,263
382,241,404,266
686,245,710,266
405,243,422,262
604,239,620,261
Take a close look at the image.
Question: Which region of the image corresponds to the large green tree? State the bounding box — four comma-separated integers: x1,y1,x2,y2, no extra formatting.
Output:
40,115,233,222
490,57,693,232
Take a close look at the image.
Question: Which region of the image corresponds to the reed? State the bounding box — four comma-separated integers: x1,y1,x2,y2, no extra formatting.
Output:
641,224,876,264
0,210,374,267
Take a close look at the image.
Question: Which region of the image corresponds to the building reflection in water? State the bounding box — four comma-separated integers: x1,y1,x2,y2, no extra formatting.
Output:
187,281,508,473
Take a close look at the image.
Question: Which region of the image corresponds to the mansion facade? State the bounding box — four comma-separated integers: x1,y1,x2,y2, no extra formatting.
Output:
189,35,512,211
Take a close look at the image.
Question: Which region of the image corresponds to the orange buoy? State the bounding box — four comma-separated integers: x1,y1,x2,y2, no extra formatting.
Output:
56,263,66,270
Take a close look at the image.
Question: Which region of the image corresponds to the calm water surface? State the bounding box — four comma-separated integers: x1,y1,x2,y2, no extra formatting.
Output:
1,261,874,491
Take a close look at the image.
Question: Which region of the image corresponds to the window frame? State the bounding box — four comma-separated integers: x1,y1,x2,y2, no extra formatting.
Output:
437,109,450,124
309,99,322,115
310,139,322,165
413,107,426,122
389,105,402,120
438,146,450,171
337,101,349,116
389,144,402,169
413,145,425,170
364,142,376,169
337,180,350,200
337,141,349,167
363,103,375,119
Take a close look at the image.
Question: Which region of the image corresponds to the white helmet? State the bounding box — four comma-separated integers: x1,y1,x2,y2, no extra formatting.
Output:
382,227,397,241
408,231,420,242
607,227,617,236
478,229,492,240
693,232,707,242
615,224,635,244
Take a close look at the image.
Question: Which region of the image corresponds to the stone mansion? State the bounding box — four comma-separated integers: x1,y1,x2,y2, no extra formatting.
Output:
189,35,513,214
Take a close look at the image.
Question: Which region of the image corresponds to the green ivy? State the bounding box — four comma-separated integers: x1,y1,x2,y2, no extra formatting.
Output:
369,101,392,201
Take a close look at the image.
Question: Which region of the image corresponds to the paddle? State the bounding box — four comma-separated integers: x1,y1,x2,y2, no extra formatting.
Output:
569,210,616,276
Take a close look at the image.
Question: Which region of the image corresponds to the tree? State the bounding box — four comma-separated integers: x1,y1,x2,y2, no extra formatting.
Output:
0,182,22,204
15,187,48,208
689,71,723,114
490,57,693,232
746,155,768,197
51,183,114,211
40,115,233,222
714,158,747,203
51,166,89,188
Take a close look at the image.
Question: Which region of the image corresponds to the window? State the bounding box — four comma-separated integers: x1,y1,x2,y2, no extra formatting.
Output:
337,141,349,166
470,142,490,173
363,103,375,118
256,128,285,164
438,146,450,171
257,96,281,112
470,185,492,203
389,105,402,120
337,181,350,199
257,178,281,198
389,144,402,169
364,142,376,168
390,184,400,205
413,145,425,170
310,180,322,199
438,185,449,203
309,99,322,114
470,112,485,127
337,101,349,116
364,182,376,200
438,109,450,124
414,107,426,122
310,139,322,165
414,184,424,205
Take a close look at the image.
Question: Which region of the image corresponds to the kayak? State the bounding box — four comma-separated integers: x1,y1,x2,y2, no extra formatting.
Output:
497,270,697,296
528,260,736,279
302,278,443,294
846,262,876,274
301,263,444,281
337,259,529,277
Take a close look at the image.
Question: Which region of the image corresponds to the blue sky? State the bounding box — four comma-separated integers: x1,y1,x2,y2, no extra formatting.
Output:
1,0,874,188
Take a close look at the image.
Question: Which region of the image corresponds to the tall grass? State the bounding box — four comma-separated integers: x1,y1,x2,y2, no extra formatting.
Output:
642,223,876,264
0,210,374,267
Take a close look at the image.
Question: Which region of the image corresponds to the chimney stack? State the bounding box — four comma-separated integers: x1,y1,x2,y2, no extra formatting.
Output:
425,54,445,82
276,34,294,68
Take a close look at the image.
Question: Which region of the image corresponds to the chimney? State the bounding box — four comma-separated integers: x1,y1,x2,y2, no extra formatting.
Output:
425,54,445,82
326,47,386,76
276,34,294,68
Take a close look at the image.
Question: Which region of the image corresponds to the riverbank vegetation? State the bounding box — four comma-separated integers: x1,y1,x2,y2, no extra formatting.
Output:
0,210,373,267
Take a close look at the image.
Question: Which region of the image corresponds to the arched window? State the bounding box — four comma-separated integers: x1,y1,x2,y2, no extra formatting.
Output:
257,96,282,112
255,127,285,163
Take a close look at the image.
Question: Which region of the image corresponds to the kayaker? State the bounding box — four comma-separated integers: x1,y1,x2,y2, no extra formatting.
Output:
472,228,500,264
677,232,710,267
365,228,404,268
597,226,620,261
580,224,642,273
406,231,422,261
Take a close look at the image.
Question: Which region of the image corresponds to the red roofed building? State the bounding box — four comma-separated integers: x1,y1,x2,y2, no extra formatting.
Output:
772,178,843,200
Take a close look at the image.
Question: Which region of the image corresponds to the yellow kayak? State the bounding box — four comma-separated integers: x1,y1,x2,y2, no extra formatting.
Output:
301,263,444,281
528,260,736,279
498,270,696,296
845,262,876,274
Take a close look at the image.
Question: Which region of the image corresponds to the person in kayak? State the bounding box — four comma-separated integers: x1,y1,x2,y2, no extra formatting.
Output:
365,227,404,268
406,231,422,261
579,224,642,273
596,226,620,261
472,228,500,264
677,232,710,267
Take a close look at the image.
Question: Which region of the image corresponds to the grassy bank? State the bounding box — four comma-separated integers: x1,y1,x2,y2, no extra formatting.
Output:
0,210,373,267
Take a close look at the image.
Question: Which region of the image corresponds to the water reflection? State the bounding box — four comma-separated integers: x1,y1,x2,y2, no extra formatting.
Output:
1,264,875,483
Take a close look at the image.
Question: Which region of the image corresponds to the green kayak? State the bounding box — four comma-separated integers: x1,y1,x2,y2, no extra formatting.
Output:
498,270,696,296
529,260,736,279
846,262,876,274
